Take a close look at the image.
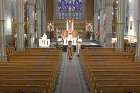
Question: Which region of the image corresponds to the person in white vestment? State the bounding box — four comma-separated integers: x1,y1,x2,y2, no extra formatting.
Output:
77,41,81,56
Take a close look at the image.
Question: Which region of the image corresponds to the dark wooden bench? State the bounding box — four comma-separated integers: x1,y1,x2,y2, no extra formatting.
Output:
80,48,140,93
1,48,62,93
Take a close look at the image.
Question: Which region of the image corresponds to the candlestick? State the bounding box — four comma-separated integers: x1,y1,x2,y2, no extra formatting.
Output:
66,20,69,30
72,20,74,31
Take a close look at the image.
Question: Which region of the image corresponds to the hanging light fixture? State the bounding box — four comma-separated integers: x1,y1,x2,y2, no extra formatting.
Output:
129,0,132,3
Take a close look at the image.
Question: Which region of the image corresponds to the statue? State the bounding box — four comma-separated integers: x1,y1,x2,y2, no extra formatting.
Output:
86,23,94,40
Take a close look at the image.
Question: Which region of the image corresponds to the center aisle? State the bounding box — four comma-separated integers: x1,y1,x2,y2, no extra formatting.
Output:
55,52,89,93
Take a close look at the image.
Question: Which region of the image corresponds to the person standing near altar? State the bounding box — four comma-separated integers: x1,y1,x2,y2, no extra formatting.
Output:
77,41,81,56
67,41,73,60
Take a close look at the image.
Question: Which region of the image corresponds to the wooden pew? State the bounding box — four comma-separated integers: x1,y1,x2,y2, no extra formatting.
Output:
80,48,140,93
1,48,62,93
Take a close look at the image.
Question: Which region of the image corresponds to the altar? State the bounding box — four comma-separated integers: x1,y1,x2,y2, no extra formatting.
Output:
62,19,82,46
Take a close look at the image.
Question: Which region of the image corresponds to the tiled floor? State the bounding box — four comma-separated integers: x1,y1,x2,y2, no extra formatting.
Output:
55,53,89,93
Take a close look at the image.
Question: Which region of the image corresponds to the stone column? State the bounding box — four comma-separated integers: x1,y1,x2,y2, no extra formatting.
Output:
99,0,105,46
16,0,25,51
42,0,47,34
116,0,127,51
135,0,140,61
27,0,35,48
85,0,94,21
0,0,7,61
36,0,42,47
104,0,113,48
46,0,54,21
135,21,140,61
94,0,99,41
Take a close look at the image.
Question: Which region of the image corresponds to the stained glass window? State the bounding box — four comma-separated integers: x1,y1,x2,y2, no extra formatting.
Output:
56,0,84,20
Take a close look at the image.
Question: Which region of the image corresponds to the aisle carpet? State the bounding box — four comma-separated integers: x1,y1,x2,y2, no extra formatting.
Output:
55,53,89,93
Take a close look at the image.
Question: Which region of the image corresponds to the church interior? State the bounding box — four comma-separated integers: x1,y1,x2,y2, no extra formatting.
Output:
0,0,140,93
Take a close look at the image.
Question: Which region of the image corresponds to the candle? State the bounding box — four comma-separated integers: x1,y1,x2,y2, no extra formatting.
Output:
66,20,68,30
72,20,74,31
